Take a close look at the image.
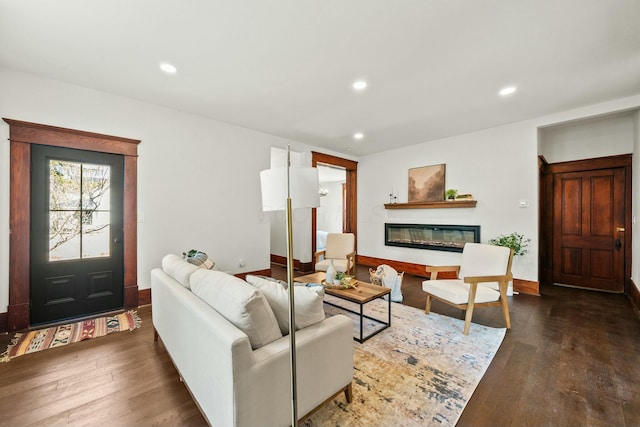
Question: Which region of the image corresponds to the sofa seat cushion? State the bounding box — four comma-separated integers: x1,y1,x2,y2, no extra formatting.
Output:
246,275,325,335
190,270,282,350
421,279,500,305
162,254,199,289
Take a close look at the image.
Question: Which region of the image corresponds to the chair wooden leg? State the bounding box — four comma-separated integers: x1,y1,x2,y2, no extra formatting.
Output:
463,304,474,335
464,285,479,335
424,294,432,314
501,298,511,329
344,383,353,403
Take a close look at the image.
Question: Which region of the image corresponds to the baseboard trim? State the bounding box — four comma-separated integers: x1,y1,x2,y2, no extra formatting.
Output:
138,288,151,306
357,255,432,278
0,311,7,334
270,254,314,273
357,255,540,295
513,278,541,296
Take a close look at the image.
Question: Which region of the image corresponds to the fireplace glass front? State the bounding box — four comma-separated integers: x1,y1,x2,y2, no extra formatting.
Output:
385,223,481,253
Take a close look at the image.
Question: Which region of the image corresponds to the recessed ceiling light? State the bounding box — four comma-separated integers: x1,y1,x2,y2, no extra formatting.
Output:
353,132,364,140
353,80,367,91
499,86,517,96
160,62,177,74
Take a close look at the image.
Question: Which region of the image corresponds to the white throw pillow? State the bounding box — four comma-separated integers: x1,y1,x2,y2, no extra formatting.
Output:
161,254,199,289
190,270,283,350
245,275,325,335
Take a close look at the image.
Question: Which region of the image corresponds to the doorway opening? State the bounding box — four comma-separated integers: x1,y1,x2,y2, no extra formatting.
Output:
311,152,358,272
316,164,347,254
538,112,635,294
539,155,631,293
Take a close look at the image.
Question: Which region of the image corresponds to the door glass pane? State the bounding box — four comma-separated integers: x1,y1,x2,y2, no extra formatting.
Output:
49,211,81,261
49,160,81,210
48,159,111,261
82,211,110,258
82,163,111,210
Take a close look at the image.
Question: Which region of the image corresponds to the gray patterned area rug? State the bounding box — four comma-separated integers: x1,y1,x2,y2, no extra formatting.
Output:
303,296,506,427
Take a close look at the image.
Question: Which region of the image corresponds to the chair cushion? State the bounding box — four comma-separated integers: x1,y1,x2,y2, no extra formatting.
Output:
245,275,325,335
324,233,355,259
422,279,500,304
315,259,350,273
458,243,512,291
190,270,283,350
161,254,199,289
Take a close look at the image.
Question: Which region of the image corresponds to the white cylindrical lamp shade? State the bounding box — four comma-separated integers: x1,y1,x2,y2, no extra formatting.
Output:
260,166,320,212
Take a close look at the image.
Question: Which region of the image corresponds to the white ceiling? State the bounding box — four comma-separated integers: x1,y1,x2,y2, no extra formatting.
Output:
1,0,639,156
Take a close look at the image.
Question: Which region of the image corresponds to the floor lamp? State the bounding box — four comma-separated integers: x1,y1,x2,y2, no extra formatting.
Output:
260,148,320,427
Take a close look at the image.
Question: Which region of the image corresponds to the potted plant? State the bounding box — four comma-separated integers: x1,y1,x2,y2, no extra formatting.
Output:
445,189,458,201
488,232,531,256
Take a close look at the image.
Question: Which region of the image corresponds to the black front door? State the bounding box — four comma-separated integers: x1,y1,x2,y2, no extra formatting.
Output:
30,145,124,325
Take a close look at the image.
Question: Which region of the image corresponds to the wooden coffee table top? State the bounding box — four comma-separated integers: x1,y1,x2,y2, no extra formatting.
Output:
294,272,390,304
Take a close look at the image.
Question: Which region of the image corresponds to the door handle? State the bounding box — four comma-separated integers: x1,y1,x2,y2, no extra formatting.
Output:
615,226,624,251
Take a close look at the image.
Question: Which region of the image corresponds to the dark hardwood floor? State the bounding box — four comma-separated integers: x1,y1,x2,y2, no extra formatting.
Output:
0,264,638,426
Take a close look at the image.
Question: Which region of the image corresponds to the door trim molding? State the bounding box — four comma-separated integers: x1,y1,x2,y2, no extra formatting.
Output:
3,118,140,331
539,154,632,293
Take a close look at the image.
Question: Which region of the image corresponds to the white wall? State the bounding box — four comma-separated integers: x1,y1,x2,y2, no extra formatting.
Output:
357,95,640,283
539,111,635,163
317,181,345,233
0,67,332,313
358,122,540,281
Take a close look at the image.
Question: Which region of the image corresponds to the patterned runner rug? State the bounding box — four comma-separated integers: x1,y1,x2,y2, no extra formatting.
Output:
1,311,141,362
303,297,506,427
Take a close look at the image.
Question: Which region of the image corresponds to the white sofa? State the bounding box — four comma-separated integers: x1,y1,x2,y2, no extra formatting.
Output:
151,255,354,427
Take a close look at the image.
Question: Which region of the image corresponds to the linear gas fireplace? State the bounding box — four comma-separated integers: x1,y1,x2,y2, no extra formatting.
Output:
385,223,480,253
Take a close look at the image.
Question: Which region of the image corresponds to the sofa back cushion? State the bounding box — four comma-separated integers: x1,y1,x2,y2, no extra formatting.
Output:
162,254,199,289
190,270,282,350
245,275,325,335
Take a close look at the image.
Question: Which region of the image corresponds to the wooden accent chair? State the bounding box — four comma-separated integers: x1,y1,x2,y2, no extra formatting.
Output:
314,233,356,275
422,243,514,335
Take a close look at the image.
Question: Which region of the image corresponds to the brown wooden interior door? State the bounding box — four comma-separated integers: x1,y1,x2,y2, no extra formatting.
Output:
552,167,625,292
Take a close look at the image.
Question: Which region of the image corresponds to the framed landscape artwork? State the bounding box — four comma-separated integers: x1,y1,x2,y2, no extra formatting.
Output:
408,164,446,202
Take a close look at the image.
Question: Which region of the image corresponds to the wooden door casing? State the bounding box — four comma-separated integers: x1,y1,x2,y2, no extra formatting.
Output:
4,118,139,331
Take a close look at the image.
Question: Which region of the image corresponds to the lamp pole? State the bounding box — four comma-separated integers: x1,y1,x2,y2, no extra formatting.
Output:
285,147,298,427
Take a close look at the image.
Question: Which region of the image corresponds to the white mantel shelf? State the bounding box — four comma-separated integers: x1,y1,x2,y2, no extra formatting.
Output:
384,200,477,209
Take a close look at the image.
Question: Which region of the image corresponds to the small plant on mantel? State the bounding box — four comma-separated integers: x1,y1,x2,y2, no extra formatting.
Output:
445,189,458,200
489,232,531,256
